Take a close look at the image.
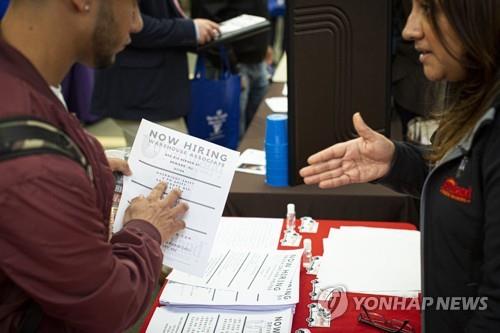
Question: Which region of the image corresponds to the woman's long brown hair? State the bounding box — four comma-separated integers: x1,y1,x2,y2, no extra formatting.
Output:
425,0,500,162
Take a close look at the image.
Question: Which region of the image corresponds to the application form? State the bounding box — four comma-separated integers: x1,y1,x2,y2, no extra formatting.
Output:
168,249,302,294
114,119,239,276
146,306,293,333
160,265,300,308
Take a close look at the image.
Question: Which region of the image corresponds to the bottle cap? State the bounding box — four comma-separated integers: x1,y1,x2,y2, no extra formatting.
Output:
287,203,295,214
303,238,312,252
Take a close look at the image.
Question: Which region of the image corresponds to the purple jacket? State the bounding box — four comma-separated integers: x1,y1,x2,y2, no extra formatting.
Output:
0,38,163,332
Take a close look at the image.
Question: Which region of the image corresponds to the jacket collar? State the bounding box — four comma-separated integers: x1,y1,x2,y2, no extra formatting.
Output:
438,107,497,166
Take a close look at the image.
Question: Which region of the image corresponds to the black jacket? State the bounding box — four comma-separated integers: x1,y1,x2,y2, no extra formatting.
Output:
91,0,197,121
191,0,270,65
380,98,500,332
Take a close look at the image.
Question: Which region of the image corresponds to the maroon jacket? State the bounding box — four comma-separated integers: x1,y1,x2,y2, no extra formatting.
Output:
0,38,163,332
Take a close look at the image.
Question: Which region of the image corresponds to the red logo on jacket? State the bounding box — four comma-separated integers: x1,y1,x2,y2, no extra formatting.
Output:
440,177,472,203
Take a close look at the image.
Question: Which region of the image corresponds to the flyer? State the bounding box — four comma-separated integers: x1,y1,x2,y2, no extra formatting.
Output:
146,307,293,333
114,119,240,276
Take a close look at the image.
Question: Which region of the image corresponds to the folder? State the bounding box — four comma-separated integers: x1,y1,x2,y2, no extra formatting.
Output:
198,14,271,51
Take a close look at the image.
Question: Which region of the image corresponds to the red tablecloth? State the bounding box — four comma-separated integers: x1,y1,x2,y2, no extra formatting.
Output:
140,220,421,333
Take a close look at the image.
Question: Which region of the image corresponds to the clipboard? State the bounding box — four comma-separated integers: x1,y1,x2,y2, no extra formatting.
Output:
197,14,271,51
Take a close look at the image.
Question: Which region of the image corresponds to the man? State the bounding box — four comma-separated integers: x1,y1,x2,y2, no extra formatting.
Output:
0,1,187,332
191,0,271,136
91,0,220,145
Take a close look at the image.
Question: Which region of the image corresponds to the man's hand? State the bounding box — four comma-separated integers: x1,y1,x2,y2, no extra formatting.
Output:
124,182,188,243
300,113,395,189
194,19,220,45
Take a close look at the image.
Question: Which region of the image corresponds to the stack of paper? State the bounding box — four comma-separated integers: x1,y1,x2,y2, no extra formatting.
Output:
199,14,271,51
317,226,421,297
218,14,268,35
148,218,300,333
147,306,293,333
166,248,301,307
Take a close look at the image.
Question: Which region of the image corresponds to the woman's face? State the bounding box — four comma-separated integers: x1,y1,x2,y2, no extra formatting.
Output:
403,0,467,82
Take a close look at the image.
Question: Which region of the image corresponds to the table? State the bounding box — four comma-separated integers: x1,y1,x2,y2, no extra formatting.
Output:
140,219,421,333
286,220,420,332
223,83,419,225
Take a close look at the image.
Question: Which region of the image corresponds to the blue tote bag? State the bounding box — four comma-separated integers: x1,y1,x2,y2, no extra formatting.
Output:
187,49,241,150
0,0,9,19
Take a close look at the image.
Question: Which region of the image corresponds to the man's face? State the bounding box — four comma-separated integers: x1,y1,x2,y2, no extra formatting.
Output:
91,0,142,68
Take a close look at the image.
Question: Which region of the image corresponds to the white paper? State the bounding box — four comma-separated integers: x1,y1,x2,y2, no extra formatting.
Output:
160,266,299,308
318,227,421,296
236,149,266,175
219,14,267,34
146,306,293,333
114,119,239,276
160,219,299,310
282,84,288,96
265,97,288,113
213,217,283,252
169,249,302,295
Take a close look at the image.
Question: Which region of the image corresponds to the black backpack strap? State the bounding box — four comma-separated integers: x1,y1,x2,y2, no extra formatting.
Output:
0,117,94,333
0,117,93,183
19,301,43,333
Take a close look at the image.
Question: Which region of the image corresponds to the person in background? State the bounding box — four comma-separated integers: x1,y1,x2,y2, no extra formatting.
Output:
191,0,272,137
301,0,500,331
0,1,188,331
0,0,8,19
91,0,220,145
62,64,100,125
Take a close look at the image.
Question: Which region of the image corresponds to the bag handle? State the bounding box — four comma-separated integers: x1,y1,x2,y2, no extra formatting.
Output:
194,53,207,79
218,46,231,79
194,46,232,80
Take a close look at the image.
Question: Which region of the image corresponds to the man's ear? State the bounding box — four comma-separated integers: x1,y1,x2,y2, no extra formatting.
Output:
70,0,92,13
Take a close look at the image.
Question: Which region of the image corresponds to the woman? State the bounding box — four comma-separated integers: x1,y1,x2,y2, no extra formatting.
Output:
300,0,500,331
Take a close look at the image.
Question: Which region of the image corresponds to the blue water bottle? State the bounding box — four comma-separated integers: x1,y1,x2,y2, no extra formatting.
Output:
265,114,288,186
